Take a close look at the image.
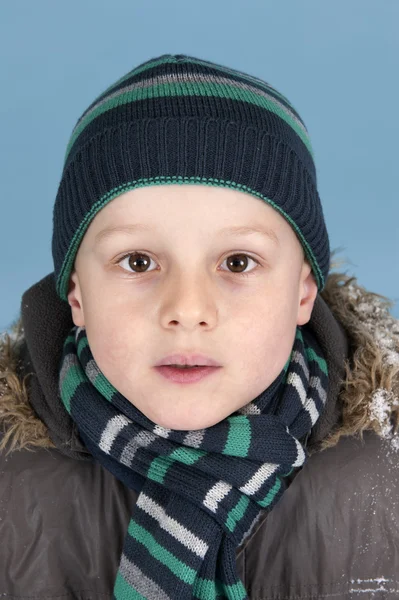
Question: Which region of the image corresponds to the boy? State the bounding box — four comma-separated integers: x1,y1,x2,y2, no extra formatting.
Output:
1,53,399,599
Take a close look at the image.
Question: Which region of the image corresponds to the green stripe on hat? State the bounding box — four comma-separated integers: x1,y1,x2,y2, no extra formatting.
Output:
65,78,313,165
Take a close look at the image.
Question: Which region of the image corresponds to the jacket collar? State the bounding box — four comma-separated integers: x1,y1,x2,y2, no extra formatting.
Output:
20,272,349,460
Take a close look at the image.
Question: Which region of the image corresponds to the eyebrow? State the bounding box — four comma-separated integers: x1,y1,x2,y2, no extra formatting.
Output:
94,223,280,246
219,224,279,246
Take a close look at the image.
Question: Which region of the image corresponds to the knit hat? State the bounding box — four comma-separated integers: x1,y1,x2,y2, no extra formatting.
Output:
52,53,330,302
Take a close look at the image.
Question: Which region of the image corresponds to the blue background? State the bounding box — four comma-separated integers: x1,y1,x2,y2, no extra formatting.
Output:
1,0,398,331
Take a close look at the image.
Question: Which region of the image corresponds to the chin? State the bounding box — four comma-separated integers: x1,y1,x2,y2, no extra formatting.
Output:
150,412,225,431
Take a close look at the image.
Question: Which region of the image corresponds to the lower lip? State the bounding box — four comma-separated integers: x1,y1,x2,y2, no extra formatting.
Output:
154,366,221,384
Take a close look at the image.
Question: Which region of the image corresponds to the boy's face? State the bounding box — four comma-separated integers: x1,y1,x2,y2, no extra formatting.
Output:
68,184,318,430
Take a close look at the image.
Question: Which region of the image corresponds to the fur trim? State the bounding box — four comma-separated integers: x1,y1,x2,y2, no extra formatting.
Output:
0,318,56,455
1,257,398,456
318,263,399,451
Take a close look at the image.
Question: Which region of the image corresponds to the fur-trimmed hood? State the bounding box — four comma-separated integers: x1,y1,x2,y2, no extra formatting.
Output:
1,263,399,457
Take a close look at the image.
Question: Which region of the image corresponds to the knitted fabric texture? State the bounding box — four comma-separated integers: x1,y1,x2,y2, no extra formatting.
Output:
58,324,329,599
52,53,330,301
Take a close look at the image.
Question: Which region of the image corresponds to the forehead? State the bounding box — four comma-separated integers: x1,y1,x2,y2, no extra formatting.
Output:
88,184,291,236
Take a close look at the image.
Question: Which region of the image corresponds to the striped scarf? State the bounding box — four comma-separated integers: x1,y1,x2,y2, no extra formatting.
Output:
58,324,328,599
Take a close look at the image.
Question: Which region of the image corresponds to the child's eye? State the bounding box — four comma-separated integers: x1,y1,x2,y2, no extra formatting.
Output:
117,253,157,275
115,252,261,278
220,254,261,277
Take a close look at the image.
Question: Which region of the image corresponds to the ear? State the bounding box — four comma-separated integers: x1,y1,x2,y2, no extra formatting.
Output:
67,270,85,327
296,262,318,326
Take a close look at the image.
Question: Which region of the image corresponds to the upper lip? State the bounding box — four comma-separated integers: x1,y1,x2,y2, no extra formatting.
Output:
155,353,221,367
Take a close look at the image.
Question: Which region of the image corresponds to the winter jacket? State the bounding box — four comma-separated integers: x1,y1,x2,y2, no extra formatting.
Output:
1,269,398,599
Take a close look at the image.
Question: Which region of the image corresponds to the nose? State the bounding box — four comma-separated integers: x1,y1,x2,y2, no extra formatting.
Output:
161,272,218,330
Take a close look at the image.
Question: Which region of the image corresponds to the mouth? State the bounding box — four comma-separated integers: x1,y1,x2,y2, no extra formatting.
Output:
155,353,221,368
167,365,201,369
154,364,221,384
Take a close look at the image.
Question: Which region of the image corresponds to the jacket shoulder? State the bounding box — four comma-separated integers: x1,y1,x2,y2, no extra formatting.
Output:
244,430,399,599
0,430,138,596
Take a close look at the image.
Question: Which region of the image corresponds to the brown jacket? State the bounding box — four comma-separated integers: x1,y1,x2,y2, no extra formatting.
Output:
1,269,399,599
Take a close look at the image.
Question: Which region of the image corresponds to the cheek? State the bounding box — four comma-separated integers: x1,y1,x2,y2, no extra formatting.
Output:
83,294,146,377
239,289,299,381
